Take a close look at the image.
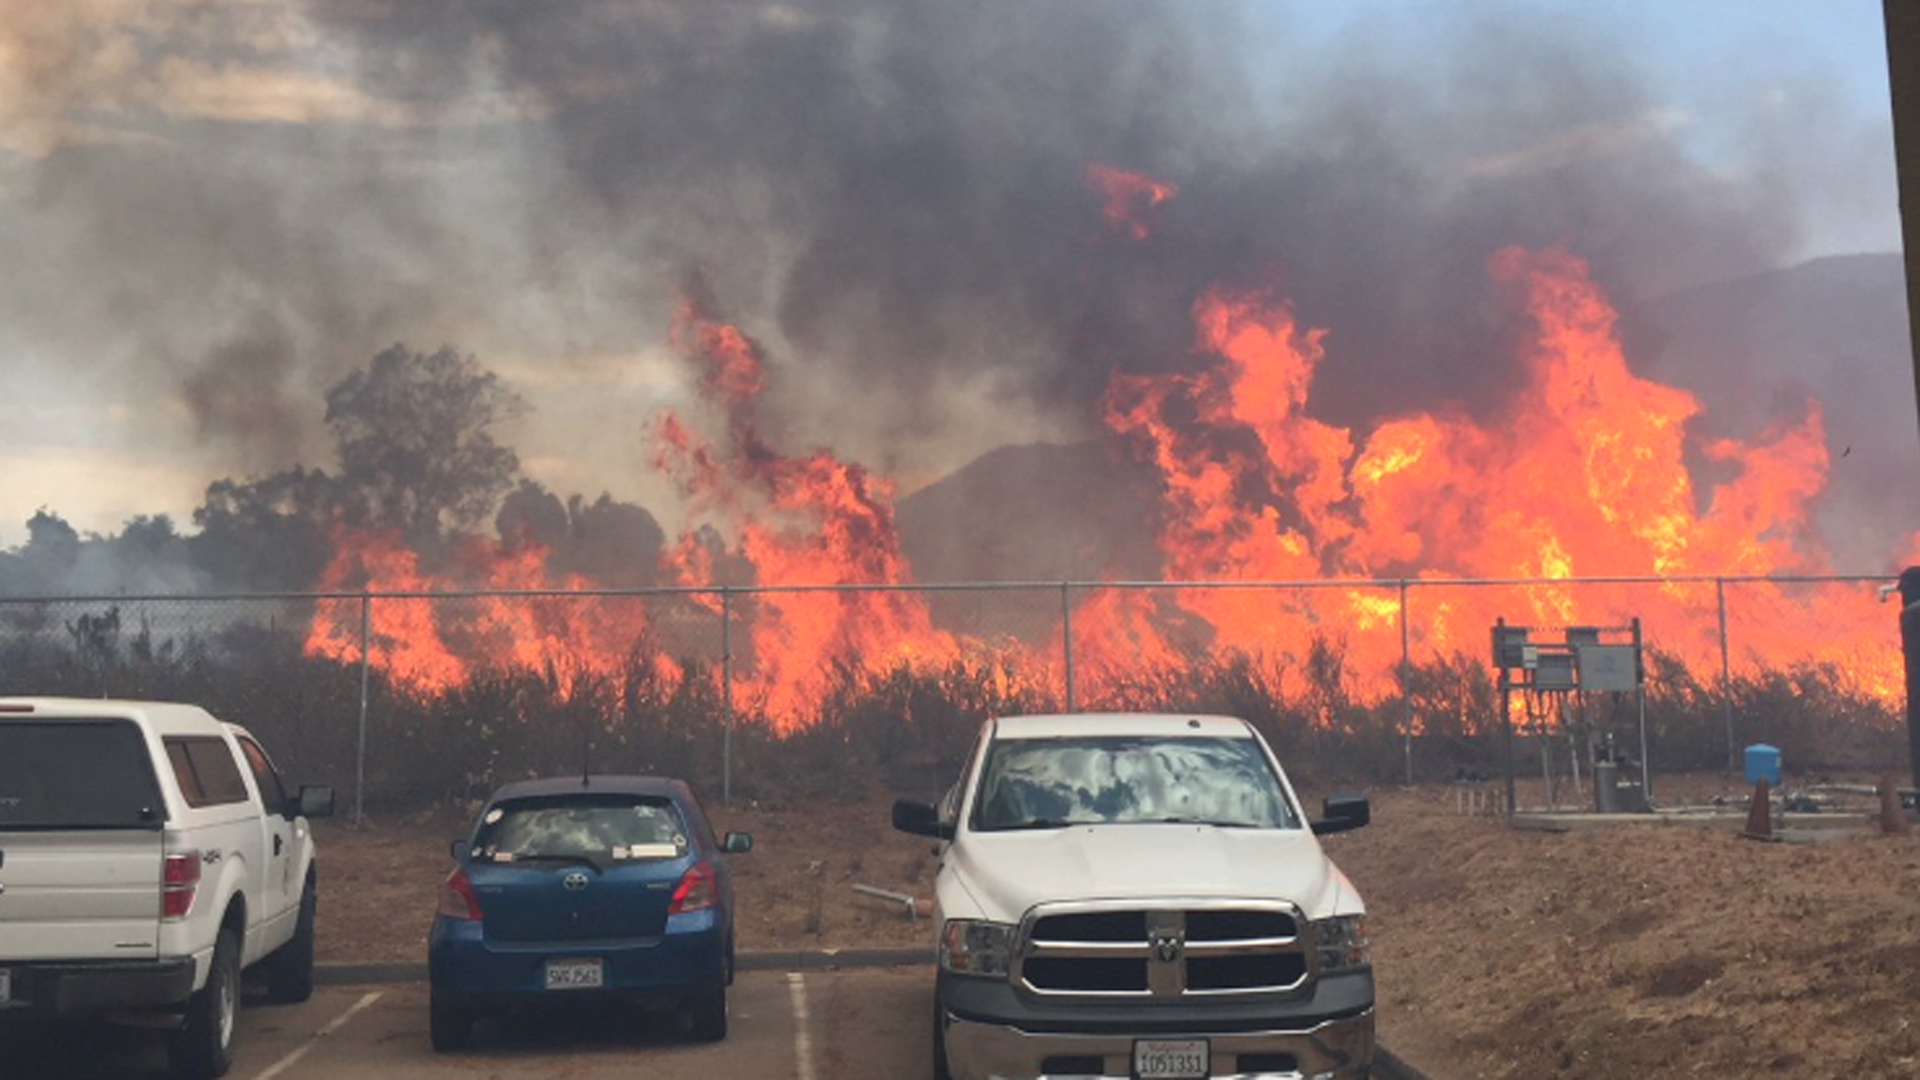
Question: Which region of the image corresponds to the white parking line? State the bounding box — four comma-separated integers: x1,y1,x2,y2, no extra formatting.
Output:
251,991,384,1080
786,972,816,1080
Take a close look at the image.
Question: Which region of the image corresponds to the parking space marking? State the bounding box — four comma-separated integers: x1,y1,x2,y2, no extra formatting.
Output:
252,991,384,1080
786,972,816,1080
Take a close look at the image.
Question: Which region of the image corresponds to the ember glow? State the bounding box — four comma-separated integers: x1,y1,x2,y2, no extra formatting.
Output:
1084,163,1178,241
300,167,1912,730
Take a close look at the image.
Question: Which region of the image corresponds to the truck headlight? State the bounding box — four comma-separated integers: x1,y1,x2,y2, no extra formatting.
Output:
1313,914,1370,973
940,919,1016,978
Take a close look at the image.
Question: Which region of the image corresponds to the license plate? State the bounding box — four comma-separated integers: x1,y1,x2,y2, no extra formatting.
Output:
1134,1038,1208,1078
543,958,603,990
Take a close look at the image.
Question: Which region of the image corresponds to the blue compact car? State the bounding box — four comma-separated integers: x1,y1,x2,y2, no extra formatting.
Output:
427,775,752,1050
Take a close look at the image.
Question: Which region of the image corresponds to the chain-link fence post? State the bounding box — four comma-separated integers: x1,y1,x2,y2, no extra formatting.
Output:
355,592,371,827
1717,577,1735,772
1400,579,1413,784
1061,582,1075,713
721,586,733,806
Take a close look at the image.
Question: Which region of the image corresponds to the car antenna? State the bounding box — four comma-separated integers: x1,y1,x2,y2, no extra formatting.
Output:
576,714,592,787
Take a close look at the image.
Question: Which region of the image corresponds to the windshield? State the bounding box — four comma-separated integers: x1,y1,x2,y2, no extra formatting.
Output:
970,735,1298,832
470,794,689,863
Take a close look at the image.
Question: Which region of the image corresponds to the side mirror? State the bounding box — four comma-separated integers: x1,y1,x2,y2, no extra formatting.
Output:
722,831,753,854
295,786,336,820
1311,793,1371,835
892,799,955,841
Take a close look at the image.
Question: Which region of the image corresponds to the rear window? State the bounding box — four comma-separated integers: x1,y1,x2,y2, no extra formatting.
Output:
164,736,253,808
470,794,689,863
0,719,167,829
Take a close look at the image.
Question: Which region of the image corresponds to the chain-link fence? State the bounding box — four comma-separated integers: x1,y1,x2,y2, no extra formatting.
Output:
0,575,1906,818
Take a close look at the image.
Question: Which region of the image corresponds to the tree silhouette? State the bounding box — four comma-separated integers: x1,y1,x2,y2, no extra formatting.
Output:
324,344,528,551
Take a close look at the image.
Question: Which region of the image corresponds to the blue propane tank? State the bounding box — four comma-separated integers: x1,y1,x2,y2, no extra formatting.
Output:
1744,743,1783,787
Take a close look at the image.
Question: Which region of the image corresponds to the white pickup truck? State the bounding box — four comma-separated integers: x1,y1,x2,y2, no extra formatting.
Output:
0,698,335,1078
893,713,1375,1080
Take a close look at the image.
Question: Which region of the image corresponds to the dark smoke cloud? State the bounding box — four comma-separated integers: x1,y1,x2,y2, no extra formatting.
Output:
0,0,1903,561
306,0,1885,437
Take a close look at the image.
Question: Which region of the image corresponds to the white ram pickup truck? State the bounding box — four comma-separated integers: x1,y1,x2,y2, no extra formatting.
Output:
0,698,335,1078
893,713,1375,1080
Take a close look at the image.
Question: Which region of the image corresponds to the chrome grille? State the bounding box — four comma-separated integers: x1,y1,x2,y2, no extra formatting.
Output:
1017,900,1309,999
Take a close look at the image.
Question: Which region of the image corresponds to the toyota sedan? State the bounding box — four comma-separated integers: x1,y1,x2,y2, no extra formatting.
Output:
427,775,752,1050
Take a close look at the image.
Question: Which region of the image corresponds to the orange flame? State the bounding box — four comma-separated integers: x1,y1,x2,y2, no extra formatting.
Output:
656,295,959,730
304,221,1913,729
306,523,679,699
1084,163,1177,241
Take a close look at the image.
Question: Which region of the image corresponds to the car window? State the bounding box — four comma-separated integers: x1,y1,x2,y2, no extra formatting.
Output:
165,736,253,808
235,736,288,810
971,735,1299,832
0,719,167,829
473,795,688,861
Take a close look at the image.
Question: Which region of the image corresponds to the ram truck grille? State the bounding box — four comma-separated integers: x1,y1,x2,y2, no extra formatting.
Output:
1017,902,1309,999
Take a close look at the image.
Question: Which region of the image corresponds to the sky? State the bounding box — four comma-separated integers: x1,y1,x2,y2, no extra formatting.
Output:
0,0,1905,552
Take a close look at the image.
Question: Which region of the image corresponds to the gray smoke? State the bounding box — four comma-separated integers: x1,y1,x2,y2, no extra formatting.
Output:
0,0,1904,562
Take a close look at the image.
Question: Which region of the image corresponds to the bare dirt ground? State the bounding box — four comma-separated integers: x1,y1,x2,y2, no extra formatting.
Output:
315,773,1920,1080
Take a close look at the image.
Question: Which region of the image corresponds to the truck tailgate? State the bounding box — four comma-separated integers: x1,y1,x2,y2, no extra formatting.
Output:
0,831,165,960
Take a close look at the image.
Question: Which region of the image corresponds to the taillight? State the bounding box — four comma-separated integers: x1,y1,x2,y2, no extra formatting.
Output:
669,861,718,914
162,851,201,920
437,867,484,921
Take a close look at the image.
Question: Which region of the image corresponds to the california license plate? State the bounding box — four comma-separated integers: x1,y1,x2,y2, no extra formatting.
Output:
1134,1038,1208,1078
543,958,603,990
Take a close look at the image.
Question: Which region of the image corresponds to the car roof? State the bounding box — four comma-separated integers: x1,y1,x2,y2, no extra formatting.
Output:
487,775,691,803
0,697,230,735
990,713,1256,739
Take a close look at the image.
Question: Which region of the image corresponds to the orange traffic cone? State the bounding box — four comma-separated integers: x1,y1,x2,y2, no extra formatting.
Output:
1741,778,1779,842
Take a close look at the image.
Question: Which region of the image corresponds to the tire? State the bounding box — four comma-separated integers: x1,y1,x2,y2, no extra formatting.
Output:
266,871,318,1004
428,986,473,1052
170,927,239,1080
687,985,728,1042
931,990,953,1080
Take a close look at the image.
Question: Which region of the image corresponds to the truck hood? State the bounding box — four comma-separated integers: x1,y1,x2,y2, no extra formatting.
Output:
945,824,1356,924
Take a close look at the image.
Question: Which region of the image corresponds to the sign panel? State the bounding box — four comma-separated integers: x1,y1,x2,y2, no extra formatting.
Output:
1577,644,1640,692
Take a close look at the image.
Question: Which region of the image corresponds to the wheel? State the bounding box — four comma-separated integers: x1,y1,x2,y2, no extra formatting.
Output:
932,990,953,1080
266,871,317,1003
429,986,474,1052
170,927,239,1079
687,985,728,1042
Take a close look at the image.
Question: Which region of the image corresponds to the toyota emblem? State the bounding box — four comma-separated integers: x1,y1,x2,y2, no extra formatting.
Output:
563,871,590,892
1150,931,1183,964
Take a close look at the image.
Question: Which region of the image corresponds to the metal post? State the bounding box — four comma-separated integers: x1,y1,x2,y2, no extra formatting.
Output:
355,593,371,827
1399,580,1413,784
1634,618,1652,802
1061,583,1075,713
1883,0,1920,452
722,587,733,806
1717,578,1735,772
1899,567,1920,791
1499,654,1516,821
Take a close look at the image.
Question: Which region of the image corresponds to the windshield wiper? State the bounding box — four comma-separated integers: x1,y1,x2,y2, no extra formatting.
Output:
1157,817,1259,828
997,817,1074,831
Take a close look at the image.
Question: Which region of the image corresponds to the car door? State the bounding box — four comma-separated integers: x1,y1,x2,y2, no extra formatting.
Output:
234,735,298,936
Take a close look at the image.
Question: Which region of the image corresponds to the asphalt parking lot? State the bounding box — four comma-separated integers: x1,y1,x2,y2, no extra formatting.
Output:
1,965,934,1080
